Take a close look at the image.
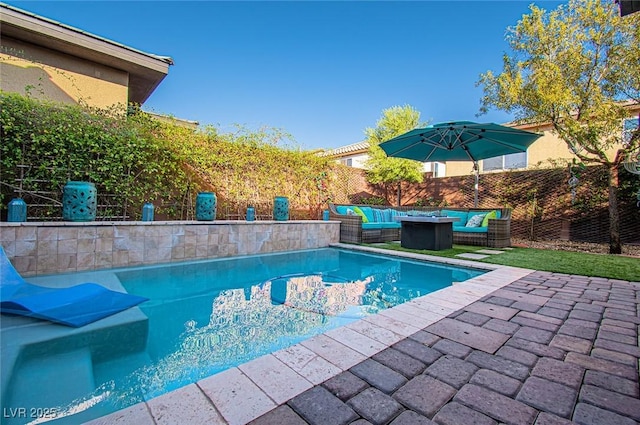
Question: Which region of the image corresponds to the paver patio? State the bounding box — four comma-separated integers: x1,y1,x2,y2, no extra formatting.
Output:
247,271,639,425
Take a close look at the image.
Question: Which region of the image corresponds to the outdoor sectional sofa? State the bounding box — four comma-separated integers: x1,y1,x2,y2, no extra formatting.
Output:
328,203,512,248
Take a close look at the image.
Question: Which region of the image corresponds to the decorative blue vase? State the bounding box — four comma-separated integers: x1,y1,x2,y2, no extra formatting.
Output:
7,198,27,222
273,196,289,221
196,192,216,221
323,210,330,221
142,202,155,221
246,207,255,221
62,181,96,222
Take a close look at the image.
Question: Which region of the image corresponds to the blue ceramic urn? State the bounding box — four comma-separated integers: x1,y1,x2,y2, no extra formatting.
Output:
196,192,216,220
142,202,155,221
273,196,289,221
7,198,27,222
62,181,96,221
246,207,255,221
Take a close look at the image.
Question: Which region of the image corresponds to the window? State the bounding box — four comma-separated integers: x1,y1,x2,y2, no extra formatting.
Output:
341,158,353,167
623,116,639,146
432,162,445,177
482,152,527,172
504,152,527,169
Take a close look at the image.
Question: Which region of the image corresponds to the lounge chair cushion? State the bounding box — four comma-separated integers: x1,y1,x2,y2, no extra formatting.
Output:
0,247,147,327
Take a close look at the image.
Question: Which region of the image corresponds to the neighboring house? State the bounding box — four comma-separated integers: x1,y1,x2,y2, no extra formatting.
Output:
446,102,640,177
0,3,172,110
325,103,640,178
322,141,369,169
145,111,200,131
322,141,446,177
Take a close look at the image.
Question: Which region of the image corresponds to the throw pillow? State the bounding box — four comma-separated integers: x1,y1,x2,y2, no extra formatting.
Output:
372,209,385,222
352,206,369,223
466,213,486,227
346,208,356,215
482,210,497,227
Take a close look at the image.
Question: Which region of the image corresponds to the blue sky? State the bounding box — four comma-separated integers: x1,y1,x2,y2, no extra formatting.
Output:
9,0,566,151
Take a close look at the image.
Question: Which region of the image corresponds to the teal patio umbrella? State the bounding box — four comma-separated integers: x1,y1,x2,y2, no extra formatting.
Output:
379,121,542,206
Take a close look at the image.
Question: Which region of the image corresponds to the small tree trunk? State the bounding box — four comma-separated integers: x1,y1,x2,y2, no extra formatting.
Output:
608,164,622,254
396,182,402,206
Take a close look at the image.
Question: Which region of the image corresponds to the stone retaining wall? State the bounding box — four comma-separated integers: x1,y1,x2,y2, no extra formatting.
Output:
0,221,340,276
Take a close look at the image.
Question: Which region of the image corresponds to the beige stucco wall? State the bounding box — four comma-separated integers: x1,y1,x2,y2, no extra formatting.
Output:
526,131,576,167
0,36,129,110
442,161,477,178
444,129,581,177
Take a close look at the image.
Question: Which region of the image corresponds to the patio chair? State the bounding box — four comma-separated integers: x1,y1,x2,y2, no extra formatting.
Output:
0,247,147,327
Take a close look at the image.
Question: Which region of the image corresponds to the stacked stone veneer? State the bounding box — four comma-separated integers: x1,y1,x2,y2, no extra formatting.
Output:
0,221,340,276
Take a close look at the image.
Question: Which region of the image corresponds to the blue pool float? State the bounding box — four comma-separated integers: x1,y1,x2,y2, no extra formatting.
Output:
0,247,147,327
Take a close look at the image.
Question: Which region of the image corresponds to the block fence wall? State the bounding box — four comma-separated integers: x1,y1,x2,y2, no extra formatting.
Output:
0,221,340,276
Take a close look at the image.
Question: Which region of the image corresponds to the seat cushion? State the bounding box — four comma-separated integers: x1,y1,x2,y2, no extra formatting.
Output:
378,222,401,229
362,222,384,230
470,209,501,219
372,208,386,222
441,209,469,226
357,206,376,223
383,208,407,221
454,226,488,233
352,206,369,223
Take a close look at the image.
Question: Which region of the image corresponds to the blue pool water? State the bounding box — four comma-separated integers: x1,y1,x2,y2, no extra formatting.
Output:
2,248,484,424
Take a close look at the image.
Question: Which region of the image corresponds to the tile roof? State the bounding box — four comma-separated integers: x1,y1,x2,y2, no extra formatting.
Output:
321,141,369,157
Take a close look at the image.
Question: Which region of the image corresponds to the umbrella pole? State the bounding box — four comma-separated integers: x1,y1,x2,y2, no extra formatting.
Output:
473,162,479,208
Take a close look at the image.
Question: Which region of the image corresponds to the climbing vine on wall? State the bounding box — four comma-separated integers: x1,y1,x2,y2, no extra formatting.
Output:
0,93,337,220
0,93,189,218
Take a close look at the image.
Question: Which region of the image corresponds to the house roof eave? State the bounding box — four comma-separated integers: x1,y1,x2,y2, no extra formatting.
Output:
0,3,172,104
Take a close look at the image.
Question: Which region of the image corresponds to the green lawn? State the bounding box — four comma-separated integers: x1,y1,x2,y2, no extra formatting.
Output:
371,242,640,282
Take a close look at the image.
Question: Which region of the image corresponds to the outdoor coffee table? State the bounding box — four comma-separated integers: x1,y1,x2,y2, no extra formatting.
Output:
394,216,460,250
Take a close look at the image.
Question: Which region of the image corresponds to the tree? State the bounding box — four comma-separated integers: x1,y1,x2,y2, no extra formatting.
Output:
477,0,640,254
364,105,426,206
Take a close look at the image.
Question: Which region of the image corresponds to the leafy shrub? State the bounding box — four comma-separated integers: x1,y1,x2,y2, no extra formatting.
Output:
0,93,337,219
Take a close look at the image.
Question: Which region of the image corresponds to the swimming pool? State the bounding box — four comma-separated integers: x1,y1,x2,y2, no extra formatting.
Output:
1,248,484,424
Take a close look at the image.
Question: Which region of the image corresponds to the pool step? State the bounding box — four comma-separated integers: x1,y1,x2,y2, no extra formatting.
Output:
93,349,153,391
4,347,95,424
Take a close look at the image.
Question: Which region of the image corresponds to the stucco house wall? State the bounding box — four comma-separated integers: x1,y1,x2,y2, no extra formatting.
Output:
1,36,129,109
442,129,580,177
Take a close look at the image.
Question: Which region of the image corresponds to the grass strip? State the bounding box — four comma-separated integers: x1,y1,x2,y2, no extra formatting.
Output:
371,242,640,282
